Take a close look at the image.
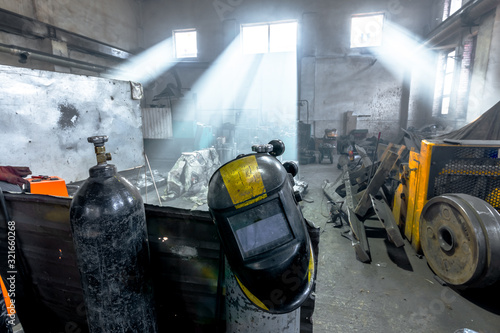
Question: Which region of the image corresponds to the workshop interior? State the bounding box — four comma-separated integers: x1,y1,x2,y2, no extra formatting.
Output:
0,0,500,332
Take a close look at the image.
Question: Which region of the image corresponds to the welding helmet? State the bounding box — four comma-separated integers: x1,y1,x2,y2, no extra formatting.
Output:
207,140,315,314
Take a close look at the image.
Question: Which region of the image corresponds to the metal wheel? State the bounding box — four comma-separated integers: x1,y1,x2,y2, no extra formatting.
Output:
420,194,500,287
447,194,500,287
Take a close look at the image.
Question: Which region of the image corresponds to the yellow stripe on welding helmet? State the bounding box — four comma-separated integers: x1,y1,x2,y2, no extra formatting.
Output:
208,140,316,314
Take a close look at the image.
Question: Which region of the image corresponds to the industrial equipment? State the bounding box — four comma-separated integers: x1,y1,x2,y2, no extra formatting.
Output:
26,175,69,197
336,129,380,169
297,121,316,165
207,139,316,314
336,129,369,155
326,143,406,263
215,122,238,164
327,137,500,288
393,139,500,287
69,136,157,332
318,129,337,164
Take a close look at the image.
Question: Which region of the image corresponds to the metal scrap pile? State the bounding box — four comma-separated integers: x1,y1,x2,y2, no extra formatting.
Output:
324,100,500,265
163,148,221,206
323,143,406,263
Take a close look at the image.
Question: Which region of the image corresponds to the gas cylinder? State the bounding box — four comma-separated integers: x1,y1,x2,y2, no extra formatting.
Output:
69,136,157,333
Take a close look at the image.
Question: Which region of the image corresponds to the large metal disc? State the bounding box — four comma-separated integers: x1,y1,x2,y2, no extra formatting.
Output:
447,194,500,287
420,194,487,286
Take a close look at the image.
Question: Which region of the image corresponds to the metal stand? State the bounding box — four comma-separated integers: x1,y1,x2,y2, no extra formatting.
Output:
225,258,300,333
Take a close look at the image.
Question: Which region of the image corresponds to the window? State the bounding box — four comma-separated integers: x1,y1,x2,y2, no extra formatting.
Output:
433,50,456,115
442,0,462,21
350,13,384,48
173,29,197,58
433,39,476,118
241,21,297,54
456,37,476,118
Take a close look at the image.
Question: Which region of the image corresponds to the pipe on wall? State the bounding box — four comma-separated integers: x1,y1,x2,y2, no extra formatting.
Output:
0,43,110,73
425,0,500,47
298,99,310,124
0,8,132,60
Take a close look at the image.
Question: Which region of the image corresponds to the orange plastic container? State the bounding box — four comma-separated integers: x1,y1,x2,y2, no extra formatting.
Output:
27,176,69,197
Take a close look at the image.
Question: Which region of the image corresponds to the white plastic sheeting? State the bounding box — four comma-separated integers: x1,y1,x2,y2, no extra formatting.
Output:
0,64,145,183
163,148,220,205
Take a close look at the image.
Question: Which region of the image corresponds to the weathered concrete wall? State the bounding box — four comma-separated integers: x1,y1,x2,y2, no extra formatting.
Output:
473,4,500,118
401,0,500,136
0,64,145,183
467,9,496,122
407,61,437,131
1,0,498,146
309,56,403,139
142,0,224,63
0,0,141,79
410,2,500,132
0,0,141,51
142,0,435,142
300,0,435,140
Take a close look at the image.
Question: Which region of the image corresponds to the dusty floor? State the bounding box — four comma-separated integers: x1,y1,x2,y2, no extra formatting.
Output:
143,154,500,333
298,160,500,333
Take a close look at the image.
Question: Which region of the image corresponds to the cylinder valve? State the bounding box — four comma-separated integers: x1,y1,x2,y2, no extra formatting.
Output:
87,135,112,165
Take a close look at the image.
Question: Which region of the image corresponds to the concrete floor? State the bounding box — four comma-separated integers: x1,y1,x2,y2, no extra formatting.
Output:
142,154,500,333
298,160,500,333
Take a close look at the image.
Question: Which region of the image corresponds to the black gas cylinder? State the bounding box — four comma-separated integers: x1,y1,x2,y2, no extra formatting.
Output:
69,136,157,333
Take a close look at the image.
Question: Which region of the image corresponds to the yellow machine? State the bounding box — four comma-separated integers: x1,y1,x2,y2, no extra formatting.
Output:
392,139,500,287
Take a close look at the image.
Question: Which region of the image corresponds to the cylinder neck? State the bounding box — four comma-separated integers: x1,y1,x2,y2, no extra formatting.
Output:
89,164,117,178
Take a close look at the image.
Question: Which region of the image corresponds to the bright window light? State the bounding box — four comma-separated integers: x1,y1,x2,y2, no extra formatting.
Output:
441,51,456,115
433,50,456,115
174,29,197,58
350,14,384,48
441,97,450,115
443,0,462,20
450,0,462,15
270,22,297,53
242,21,297,54
242,25,269,54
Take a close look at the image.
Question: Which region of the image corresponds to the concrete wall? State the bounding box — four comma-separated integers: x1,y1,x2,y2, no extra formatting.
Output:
0,0,141,77
142,0,435,143
1,0,499,147
470,5,500,120
0,65,145,183
0,0,141,51
409,1,500,131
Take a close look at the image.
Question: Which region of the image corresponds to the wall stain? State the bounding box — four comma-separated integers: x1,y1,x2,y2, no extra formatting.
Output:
58,103,80,129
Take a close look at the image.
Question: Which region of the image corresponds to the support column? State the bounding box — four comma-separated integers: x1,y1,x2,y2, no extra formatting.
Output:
482,4,500,111
398,69,411,136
